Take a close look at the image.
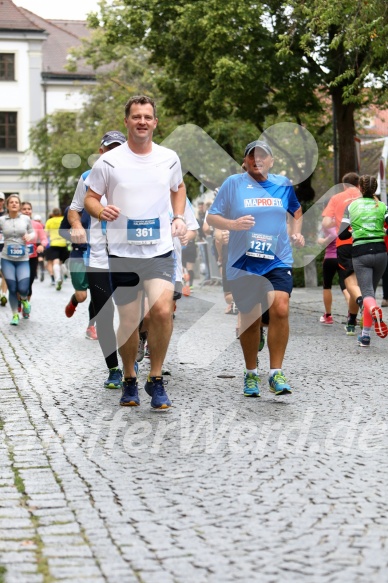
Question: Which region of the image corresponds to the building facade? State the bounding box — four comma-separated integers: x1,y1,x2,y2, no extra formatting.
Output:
0,0,96,218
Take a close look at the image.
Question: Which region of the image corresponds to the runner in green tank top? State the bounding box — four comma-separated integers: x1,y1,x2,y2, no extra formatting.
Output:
339,175,388,346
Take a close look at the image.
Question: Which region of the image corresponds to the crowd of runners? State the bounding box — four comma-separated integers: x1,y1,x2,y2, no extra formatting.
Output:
0,95,387,408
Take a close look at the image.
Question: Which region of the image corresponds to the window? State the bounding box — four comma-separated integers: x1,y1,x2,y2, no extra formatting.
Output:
0,54,15,81
0,113,17,150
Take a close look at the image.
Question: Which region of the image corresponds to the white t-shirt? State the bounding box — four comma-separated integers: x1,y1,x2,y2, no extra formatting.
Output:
70,173,109,270
87,142,183,258
173,199,199,283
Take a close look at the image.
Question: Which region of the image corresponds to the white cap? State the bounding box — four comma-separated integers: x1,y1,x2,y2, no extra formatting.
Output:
0,192,5,200
33,214,42,221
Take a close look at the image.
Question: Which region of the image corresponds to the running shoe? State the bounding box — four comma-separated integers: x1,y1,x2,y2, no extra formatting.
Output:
10,313,19,326
371,306,388,338
21,299,31,316
381,299,388,308
320,314,334,324
85,325,98,340
357,334,371,347
136,337,146,362
0,295,8,307
120,378,140,406
269,371,292,395
144,342,150,359
259,327,266,351
104,367,123,389
243,372,261,397
144,376,171,409
345,324,356,336
65,300,77,318
56,280,62,291
17,300,21,313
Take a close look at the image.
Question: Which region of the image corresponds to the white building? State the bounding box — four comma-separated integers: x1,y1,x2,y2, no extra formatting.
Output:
0,0,97,217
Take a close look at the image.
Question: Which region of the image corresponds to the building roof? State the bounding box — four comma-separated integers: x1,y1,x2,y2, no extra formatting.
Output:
18,7,95,78
0,0,45,32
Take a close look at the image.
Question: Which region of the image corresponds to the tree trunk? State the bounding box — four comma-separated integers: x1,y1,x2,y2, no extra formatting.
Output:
332,88,357,182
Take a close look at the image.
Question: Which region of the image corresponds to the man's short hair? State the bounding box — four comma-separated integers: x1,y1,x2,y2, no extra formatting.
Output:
342,172,359,187
124,95,156,118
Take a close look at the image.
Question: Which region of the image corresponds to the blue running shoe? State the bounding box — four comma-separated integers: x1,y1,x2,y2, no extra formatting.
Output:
120,378,140,406
357,334,371,347
104,367,123,389
243,372,260,397
269,371,292,395
145,376,171,409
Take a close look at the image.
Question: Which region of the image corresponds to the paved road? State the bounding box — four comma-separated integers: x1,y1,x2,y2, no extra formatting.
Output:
0,278,387,583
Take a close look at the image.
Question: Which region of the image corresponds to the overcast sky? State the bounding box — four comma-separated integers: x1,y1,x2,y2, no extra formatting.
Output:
16,0,101,20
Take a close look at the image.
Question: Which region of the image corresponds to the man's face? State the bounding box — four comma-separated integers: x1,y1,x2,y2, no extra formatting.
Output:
22,204,32,217
244,148,273,181
124,103,158,143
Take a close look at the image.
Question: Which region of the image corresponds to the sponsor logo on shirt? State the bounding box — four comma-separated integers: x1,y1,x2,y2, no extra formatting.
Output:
244,198,283,208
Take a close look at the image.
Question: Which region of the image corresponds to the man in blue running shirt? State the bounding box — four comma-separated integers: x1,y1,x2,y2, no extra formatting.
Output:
207,140,304,397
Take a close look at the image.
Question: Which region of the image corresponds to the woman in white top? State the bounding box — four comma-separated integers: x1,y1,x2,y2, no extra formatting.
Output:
0,194,34,325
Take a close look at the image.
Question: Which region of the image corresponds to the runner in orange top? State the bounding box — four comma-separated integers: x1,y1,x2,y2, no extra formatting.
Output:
322,172,363,335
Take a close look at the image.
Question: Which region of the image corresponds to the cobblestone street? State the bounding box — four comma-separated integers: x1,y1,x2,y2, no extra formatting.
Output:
0,278,387,583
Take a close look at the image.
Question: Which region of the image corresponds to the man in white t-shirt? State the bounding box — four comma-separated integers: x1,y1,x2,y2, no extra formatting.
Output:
85,95,187,410
67,130,127,390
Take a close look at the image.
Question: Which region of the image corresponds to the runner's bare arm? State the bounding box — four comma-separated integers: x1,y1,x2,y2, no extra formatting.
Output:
171,182,187,237
84,188,120,222
68,209,87,244
288,207,305,247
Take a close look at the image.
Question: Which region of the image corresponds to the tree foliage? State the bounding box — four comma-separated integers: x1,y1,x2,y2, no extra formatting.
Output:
78,0,388,182
32,0,388,206
278,0,388,177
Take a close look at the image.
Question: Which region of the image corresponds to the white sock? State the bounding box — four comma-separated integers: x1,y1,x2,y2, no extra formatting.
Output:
246,368,258,375
269,369,281,378
53,263,61,282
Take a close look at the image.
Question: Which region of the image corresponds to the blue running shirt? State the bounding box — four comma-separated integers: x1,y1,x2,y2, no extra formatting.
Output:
208,173,300,280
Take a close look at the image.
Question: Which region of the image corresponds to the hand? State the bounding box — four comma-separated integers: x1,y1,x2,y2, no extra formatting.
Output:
36,244,44,254
100,205,120,222
70,227,87,245
171,218,187,237
221,230,229,245
291,233,305,248
233,215,255,231
179,233,189,246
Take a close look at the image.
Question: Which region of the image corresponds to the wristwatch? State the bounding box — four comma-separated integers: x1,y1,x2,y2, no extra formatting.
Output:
172,215,186,223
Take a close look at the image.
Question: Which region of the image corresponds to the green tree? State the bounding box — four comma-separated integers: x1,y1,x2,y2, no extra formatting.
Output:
278,0,388,179
80,0,388,183
75,0,329,198
28,111,90,210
